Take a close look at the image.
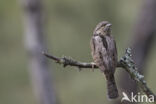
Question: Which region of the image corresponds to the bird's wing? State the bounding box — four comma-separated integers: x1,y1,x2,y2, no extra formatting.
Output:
90,36,96,57
92,35,108,72
106,36,118,70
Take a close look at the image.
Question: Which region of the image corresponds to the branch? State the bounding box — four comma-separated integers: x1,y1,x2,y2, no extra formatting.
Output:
22,0,56,103
42,52,98,71
42,52,122,70
42,48,155,100
119,48,156,100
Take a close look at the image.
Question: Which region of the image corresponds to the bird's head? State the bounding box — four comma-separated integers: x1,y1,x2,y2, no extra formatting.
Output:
93,21,112,36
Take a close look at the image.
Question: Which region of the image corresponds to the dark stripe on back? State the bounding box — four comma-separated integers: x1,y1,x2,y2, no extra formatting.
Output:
100,35,108,50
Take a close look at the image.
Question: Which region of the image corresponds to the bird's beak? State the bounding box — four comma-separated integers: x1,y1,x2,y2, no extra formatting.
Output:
106,23,112,27
104,23,112,32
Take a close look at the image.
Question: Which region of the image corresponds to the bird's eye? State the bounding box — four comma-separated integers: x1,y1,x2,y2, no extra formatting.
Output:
102,24,105,27
102,24,107,27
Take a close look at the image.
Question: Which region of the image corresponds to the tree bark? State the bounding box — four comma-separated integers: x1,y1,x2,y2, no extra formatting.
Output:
21,0,56,104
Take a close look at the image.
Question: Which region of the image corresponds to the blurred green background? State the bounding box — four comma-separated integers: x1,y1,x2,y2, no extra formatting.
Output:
0,0,155,104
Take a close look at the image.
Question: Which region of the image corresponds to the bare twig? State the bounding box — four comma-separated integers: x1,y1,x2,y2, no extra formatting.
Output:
43,48,155,100
42,52,122,69
42,52,98,70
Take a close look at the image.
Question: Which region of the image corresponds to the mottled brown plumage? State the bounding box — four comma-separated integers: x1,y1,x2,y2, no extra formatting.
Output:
90,21,118,99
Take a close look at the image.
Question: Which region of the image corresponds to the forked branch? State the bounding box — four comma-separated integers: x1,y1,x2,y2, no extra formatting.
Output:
43,48,155,101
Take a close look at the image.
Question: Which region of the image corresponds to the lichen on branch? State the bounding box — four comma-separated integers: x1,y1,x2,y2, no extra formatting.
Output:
43,48,155,101
119,48,156,100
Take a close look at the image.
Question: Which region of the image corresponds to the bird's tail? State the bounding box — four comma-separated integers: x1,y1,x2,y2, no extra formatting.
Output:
105,73,118,99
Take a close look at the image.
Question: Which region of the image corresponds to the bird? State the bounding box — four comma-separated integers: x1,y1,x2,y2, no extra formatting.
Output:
90,21,118,99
